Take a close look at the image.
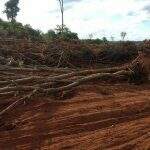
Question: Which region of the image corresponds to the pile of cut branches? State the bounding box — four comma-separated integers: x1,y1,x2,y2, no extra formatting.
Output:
0,55,149,117
0,38,139,68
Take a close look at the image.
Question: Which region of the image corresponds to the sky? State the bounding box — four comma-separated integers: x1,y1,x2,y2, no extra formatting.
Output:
0,0,150,40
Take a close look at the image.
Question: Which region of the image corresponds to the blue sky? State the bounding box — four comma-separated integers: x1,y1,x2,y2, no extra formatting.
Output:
0,0,150,40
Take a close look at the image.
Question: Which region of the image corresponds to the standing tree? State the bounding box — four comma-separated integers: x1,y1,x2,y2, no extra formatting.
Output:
58,0,64,34
102,37,108,43
88,33,93,40
110,36,114,41
55,25,78,40
3,0,20,22
120,32,127,41
55,24,69,35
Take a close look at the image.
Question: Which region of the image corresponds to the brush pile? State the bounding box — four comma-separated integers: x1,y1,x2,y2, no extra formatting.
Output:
0,38,139,67
0,38,149,118
0,53,149,117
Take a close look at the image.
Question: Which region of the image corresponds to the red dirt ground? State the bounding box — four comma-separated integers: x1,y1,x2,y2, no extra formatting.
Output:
0,83,150,150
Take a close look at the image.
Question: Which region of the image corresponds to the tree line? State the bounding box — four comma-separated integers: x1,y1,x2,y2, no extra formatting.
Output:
1,0,127,42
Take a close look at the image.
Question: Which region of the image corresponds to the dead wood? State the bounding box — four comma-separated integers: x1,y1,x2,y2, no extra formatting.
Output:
0,66,75,73
0,90,38,116
0,70,132,116
0,76,44,86
0,54,148,117
44,70,131,94
0,91,17,97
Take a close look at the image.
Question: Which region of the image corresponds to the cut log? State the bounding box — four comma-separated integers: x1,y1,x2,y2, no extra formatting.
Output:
0,70,132,116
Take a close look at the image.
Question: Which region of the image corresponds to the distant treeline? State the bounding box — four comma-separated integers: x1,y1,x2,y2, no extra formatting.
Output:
0,19,110,44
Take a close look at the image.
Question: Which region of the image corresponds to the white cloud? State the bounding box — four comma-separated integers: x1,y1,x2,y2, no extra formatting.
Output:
0,0,150,40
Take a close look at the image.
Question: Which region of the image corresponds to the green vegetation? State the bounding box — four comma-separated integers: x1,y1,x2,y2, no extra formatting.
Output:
44,25,79,41
3,0,20,22
82,37,108,45
0,19,43,40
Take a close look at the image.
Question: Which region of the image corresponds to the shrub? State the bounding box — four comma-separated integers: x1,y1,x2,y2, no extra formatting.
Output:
0,20,44,41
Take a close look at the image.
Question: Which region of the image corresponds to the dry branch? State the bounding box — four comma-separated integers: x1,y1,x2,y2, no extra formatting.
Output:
0,69,132,116
0,90,37,116
0,55,148,117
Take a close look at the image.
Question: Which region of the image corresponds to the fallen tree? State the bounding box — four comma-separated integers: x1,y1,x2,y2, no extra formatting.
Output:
0,53,149,117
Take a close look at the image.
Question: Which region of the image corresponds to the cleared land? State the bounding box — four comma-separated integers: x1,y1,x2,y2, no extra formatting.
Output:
0,82,149,149
0,39,149,150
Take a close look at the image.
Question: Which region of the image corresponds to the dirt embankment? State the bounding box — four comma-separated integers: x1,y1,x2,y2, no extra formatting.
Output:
0,83,149,150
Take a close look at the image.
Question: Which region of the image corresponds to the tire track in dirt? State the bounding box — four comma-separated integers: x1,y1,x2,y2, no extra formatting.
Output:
0,84,149,149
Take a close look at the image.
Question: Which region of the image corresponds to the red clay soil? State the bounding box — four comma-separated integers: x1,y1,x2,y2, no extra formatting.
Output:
0,83,149,150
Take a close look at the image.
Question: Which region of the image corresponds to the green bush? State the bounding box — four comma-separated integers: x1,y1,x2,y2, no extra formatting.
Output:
81,38,106,45
0,19,43,41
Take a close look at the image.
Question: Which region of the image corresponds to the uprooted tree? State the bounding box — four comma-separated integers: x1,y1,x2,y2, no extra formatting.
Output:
0,52,149,117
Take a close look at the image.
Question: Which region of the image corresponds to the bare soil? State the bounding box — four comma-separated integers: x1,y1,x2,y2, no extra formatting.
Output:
0,82,149,150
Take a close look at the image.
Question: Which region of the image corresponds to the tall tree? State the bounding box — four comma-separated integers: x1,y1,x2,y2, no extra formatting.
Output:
120,32,127,41
3,0,20,22
58,0,64,34
88,33,93,39
110,36,114,41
